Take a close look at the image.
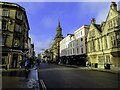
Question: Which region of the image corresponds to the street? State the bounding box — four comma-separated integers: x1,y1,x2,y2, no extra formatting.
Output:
38,62,118,89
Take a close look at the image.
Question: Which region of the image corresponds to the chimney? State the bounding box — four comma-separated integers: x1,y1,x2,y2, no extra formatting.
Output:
91,18,96,24
111,2,117,11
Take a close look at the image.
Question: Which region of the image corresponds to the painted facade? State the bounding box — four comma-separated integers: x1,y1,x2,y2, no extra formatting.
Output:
87,2,120,69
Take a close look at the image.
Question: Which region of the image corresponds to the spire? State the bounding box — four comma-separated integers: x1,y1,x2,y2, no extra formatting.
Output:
58,19,61,27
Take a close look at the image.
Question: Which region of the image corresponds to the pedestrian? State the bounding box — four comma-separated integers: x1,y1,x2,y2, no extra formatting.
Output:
24,59,30,79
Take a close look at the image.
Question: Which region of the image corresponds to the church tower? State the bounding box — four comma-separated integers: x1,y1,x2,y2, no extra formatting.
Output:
51,20,63,62
54,20,63,40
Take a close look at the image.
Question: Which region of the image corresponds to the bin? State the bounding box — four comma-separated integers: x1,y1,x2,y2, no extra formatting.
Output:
104,64,110,69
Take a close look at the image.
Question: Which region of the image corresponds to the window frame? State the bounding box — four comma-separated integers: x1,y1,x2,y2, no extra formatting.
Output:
16,11,23,20
2,9,9,17
15,24,21,32
2,20,7,30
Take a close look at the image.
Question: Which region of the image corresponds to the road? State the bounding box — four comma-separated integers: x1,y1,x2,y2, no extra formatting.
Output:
38,62,118,89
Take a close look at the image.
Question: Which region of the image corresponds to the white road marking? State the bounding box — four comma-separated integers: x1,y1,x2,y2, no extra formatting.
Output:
40,80,47,90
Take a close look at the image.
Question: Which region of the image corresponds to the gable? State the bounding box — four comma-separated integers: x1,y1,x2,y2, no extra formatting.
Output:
106,9,118,22
87,24,101,42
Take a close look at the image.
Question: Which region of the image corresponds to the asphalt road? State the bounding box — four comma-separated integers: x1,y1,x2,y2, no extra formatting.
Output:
38,62,119,89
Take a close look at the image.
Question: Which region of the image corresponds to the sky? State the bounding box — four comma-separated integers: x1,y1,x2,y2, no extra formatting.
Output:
14,1,119,55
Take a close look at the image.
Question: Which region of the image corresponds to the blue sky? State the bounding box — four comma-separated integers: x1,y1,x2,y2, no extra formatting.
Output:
16,2,112,55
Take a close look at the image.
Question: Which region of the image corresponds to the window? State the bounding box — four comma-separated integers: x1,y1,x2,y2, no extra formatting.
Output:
14,38,20,47
98,56,104,64
0,21,1,30
2,20,7,30
105,36,108,49
73,48,74,54
111,35,116,47
2,9,9,16
76,40,78,46
113,19,116,27
98,39,100,50
0,35,5,46
81,31,82,35
77,47,79,54
71,49,72,54
81,38,83,41
15,24,21,32
73,41,74,47
81,48,83,53
106,55,110,64
116,31,120,46
17,12,22,20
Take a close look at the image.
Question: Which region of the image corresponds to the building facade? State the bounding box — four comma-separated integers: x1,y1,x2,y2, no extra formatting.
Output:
60,25,89,66
0,2,30,69
87,2,120,69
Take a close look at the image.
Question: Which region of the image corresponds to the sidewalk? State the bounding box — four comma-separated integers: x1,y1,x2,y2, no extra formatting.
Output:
2,67,40,89
59,64,120,74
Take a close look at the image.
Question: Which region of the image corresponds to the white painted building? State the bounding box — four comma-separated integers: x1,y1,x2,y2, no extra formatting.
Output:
74,25,89,55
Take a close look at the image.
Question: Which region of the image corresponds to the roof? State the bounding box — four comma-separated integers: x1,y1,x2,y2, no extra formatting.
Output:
93,24,102,32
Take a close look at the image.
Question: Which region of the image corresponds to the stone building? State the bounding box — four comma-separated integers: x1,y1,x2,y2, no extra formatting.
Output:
0,2,30,69
50,20,63,63
87,2,120,69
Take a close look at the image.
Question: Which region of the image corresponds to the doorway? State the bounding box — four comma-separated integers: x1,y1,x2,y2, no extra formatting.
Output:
12,54,18,68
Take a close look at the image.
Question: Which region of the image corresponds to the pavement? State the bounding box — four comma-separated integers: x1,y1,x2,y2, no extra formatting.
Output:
59,64,120,74
1,66,40,90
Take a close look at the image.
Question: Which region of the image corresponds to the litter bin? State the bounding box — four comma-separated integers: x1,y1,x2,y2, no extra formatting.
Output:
104,64,110,69
95,63,98,68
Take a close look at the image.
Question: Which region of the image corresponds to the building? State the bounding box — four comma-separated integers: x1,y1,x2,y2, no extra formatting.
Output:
74,25,89,66
60,25,89,66
87,2,120,69
50,20,63,63
28,37,32,58
0,2,30,69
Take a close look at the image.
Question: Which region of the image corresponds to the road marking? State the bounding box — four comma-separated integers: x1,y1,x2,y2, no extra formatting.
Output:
40,80,47,90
